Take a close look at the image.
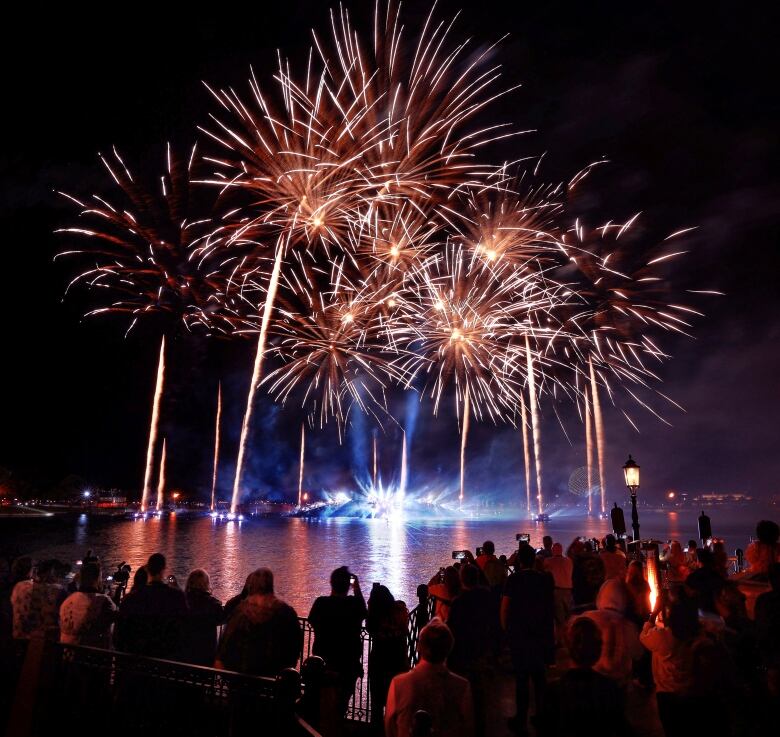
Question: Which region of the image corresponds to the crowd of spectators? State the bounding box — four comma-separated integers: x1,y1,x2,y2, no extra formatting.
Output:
1,518,779,736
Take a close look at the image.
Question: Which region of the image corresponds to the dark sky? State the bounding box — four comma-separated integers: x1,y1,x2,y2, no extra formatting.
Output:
1,2,777,507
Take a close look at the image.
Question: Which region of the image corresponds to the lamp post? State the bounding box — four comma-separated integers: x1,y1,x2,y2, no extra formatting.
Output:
623,455,641,545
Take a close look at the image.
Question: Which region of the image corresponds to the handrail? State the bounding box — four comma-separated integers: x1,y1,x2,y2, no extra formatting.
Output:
6,639,314,737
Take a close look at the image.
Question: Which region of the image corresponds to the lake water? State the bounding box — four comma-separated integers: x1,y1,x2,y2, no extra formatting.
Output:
2,507,771,614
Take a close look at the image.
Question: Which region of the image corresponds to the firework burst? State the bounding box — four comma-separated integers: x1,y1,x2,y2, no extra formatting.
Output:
58,3,718,515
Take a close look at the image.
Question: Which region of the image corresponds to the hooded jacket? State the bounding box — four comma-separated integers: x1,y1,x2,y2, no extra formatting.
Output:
582,579,643,685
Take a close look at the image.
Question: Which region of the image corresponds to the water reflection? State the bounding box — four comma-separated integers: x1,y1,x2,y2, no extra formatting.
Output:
19,509,762,614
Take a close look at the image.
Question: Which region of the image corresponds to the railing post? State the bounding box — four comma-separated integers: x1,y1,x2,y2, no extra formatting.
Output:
275,667,302,733
416,584,430,628
300,656,342,737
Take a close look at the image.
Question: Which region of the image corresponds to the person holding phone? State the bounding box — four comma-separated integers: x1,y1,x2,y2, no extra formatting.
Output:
308,566,367,717
427,566,461,622
476,541,507,593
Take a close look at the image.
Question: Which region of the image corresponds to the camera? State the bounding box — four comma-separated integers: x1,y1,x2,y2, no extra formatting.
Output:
349,574,356,584
476,546,484,557
516,533,531,543
451,550,470,560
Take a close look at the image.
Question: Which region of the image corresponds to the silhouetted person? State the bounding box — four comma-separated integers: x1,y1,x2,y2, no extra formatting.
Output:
540,617,629,736
715,581,757,690
746,519,780,575
686,548,725,614
640,596,708,737
385,619,473,737
182,568,225,666
83,549,99,566
711,540,730,578
1,557,31,646
308,566,367,716
111,563,132,605
366,584,409,732
684,540,699,573
0,556,32,716
427,566,460,621
624,560,651,625
570,542,606,608
582,579,643,687
501,543,554,734
11,558,67,641
115,552,187,658
59,561,116,647
476,540,507,593
599,535,627,581
544,542,573,642
216,567,301,675
755,562,780,698
537,535,554,559
448,563,496,737
224,572,252,622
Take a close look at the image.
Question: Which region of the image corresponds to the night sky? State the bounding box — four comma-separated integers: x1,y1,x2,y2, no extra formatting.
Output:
1,2,777,507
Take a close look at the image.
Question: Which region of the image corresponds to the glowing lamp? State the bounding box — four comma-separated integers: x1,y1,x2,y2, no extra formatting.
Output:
623,455,640,492
623,455,641,545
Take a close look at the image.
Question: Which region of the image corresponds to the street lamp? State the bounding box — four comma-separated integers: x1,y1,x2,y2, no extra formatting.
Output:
623,455,641,543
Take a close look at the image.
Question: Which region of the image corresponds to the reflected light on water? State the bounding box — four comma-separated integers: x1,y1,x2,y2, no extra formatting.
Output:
19,509,764,614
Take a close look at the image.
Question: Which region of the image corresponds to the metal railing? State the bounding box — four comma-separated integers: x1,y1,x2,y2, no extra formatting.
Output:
7,641,309,737
295,585,435,724
5,587,436,732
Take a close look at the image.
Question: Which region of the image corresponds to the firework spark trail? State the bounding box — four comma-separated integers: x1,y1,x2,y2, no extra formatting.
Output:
373,433,378,489
520,391,531,518
584,384,594,515
525,336,543,515
141,337,166,513
298,422,305,506
460,391,470,508
155,438,167,510
210,382,222,511
231,244,284,514
399,430,408,506
589,356,607,515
